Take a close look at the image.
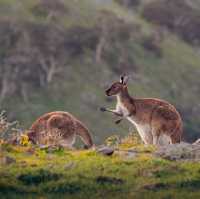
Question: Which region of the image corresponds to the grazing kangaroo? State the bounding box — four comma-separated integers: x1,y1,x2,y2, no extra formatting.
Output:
101,75,183,145
27,111,93,148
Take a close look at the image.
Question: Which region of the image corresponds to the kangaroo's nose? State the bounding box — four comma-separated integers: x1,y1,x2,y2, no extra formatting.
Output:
105,89,110,96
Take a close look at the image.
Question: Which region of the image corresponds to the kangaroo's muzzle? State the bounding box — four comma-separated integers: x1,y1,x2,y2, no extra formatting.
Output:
105,89,111,96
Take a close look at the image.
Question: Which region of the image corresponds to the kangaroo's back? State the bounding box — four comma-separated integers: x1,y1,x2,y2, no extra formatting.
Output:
30,111,76,132
28,111,93,148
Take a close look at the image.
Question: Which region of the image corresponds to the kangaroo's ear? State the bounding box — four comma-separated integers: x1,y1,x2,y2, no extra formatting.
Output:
123,75,129,85
120,75,124,84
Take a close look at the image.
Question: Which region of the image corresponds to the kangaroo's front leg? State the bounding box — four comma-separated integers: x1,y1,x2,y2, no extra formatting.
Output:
100,107,124,124
100,107,123,117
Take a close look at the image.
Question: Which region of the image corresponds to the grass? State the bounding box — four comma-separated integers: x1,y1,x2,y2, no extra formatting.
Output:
1,140,200,199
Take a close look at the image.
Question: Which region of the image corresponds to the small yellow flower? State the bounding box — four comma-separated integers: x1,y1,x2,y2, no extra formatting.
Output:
20,134,30,146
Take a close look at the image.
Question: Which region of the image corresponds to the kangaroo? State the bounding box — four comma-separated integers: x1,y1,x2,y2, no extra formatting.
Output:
27,111,93,149
101,75,183,145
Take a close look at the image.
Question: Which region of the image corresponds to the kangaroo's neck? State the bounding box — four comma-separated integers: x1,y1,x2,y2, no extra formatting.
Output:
117,87,136,116
117,87,133,103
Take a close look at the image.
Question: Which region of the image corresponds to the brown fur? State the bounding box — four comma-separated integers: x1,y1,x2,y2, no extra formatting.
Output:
104,76,183,145
28,111,93,148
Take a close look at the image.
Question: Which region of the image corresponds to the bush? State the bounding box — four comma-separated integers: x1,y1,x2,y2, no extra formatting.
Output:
31,0,68,20
0,110,21,141
141,33,163,57
142,0,200,45
96,10,140,73
0,18,99,101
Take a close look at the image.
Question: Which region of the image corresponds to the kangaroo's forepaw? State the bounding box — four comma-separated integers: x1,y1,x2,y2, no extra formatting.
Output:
100,107,107,112
115,119,123,124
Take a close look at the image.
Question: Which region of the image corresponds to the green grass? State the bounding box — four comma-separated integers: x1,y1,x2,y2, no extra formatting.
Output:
0,0,200,143
1,144,200,199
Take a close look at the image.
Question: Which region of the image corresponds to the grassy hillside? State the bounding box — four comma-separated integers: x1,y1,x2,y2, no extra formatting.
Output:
0,0,200,144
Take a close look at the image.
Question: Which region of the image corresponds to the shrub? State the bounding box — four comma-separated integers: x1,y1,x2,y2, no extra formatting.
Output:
0,110,21,141
31,0,68,20
96,10,140,73
0,19,99,101
142,0,200,45
120,132,142,148
105,135,120,147
141,33,163,57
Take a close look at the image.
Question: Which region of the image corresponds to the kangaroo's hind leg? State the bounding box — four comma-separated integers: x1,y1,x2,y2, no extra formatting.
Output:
47,114,76,148
151,119,174,146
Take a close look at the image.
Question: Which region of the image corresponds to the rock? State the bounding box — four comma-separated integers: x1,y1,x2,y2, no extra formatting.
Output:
97,146,114,156
155,142,200,161
0,156,16,165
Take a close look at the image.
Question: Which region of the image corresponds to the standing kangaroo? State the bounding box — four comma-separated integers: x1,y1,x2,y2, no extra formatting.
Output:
101,75,183,145
27,111,93,149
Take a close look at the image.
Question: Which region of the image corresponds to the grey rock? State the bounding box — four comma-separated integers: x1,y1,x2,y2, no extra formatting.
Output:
155,142,200,161
97,146,114,156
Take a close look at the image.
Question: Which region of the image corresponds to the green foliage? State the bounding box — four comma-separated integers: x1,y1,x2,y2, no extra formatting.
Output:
142,0,200,45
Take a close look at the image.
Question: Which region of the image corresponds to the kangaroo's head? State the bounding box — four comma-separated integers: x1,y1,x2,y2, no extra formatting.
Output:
106,75,129,96
27,130,37,144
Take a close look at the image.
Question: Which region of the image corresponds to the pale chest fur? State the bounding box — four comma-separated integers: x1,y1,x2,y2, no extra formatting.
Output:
116,99,152,144
116,101,130,116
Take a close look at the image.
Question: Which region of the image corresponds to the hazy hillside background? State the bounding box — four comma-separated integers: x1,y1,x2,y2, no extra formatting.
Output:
0,0,200,144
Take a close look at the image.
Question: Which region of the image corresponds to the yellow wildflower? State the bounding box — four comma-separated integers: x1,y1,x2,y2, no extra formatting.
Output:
20,134,30,146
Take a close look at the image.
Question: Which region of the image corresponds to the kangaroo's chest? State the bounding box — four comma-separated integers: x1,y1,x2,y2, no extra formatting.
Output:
117,103,149,132
116,102,130,116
